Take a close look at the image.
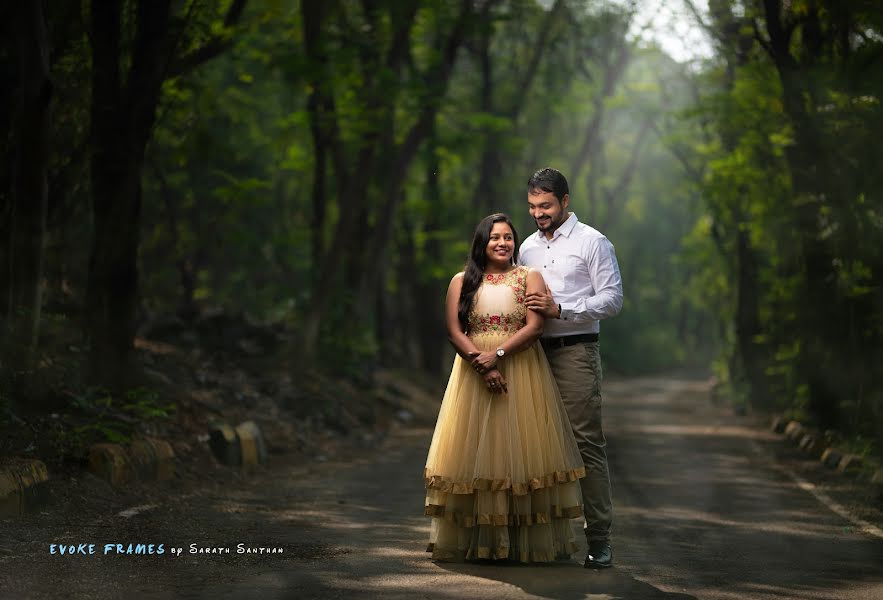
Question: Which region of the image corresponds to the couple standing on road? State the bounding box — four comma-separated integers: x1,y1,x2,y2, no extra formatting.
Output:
423,167,624,569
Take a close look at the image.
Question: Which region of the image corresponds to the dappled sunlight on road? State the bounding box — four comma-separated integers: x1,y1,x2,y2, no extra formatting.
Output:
608,378,883,600
617,423,780,440
617,504,838,538
9,377,875,600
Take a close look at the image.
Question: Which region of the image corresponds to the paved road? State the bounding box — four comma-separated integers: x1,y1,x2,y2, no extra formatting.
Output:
3,377,882,599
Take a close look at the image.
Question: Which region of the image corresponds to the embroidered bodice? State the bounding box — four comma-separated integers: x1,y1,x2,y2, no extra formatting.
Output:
467,266,529,337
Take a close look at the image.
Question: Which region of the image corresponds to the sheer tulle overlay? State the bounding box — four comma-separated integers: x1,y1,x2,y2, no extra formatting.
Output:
424,267,585,563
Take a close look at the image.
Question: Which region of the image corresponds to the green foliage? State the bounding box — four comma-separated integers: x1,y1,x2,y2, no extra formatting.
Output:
73,422,130,446
139,0,722,375
7,0,880,454
663,0,883,450
64,386,176,447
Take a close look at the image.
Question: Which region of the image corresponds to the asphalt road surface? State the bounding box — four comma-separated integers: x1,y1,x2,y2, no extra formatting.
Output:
3,377,882,599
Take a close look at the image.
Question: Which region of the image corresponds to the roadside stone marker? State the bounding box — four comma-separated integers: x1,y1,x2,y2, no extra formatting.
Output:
88,443,134,487
236,421,268,467
837,453,863,475
0,460,49,517
821,447,844,470
207,421,268,467
770,416,787,434
129,437,176,481
209,422,242,466
784,421,805,443
89,439,176,486
798,433,826,458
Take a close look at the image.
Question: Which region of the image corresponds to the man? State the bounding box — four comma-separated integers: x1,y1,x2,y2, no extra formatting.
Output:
518,167,623,569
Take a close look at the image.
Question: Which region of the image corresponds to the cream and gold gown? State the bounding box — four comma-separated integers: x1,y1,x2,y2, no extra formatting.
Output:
424,266,586,563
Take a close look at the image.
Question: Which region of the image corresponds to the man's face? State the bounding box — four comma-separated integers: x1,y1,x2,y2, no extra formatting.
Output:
528,189,569,234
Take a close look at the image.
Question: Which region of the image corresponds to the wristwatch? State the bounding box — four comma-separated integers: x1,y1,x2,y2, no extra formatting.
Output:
496,348,505,359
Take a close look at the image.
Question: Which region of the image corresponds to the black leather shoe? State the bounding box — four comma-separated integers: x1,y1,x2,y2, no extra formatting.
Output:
584,541,613,569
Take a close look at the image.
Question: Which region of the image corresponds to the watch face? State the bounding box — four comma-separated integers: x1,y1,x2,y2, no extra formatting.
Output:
496,349,504,357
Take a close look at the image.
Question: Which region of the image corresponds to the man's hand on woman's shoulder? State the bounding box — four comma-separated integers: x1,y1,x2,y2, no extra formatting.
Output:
525,284,561,319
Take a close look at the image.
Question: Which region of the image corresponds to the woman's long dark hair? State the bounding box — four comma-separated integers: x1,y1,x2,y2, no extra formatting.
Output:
457,213,519,331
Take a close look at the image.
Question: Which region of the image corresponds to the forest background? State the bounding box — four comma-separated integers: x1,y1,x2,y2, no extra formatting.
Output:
1,0,881,463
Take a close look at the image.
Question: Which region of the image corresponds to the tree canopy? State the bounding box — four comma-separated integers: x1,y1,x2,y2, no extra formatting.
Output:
1,0,881,454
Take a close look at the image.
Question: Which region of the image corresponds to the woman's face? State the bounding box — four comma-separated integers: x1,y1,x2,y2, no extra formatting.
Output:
485,222,515,268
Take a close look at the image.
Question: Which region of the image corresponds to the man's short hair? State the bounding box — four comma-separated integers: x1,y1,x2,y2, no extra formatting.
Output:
528,168,569,201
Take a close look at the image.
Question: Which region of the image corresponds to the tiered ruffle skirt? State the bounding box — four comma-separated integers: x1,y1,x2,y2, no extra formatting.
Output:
424,334,585,562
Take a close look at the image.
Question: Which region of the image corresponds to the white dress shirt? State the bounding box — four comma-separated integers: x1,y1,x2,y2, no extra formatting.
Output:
518,213,623,337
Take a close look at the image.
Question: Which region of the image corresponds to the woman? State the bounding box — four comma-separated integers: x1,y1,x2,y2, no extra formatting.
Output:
424,213,586,563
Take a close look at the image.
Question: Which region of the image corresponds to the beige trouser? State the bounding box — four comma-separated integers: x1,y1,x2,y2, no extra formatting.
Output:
543,341,612,543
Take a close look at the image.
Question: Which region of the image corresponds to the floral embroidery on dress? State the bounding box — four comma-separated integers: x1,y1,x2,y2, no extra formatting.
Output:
468,266,529,336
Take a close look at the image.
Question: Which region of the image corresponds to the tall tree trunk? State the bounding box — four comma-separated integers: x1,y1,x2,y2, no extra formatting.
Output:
471,0,564,221
85,0,171,388
761,0,840,426
4,1,52,378
151,160,198,321
596,115,653,232
695,0,770,409
734,224,770,407
85,0,246,386
308,108,328,292
415,128,447,375
304,1,471,354
390,209,422,370
470,5,500,220
302,0,334,293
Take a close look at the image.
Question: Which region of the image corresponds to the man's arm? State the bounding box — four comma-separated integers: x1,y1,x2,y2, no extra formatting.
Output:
559,236,623,322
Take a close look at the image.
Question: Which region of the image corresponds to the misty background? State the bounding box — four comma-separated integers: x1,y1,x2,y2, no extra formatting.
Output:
1,0,881,458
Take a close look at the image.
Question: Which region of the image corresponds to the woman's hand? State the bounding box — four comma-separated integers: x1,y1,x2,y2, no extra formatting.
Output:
470,351,498,374
483,368,508,394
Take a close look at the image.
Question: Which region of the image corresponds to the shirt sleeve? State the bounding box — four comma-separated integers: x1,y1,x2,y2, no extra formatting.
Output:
559,236,623,322
516,240,528,267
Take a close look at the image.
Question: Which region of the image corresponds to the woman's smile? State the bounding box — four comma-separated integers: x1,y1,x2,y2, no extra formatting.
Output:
485,222,516,266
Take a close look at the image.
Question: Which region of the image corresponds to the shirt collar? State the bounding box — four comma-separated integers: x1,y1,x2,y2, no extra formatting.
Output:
551,213,578,240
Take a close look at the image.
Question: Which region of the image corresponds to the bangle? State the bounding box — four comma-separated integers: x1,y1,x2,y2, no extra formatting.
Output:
557,304,562,319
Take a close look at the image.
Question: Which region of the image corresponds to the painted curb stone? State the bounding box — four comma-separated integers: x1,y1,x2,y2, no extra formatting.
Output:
129,437,176,481
209,423,241,466
821,447,844,470
837,453,863,474
798,433,826,458
770,416,787,434
235,421,268,467
89,443,134,487
784,421,805,443
0,460,49,516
